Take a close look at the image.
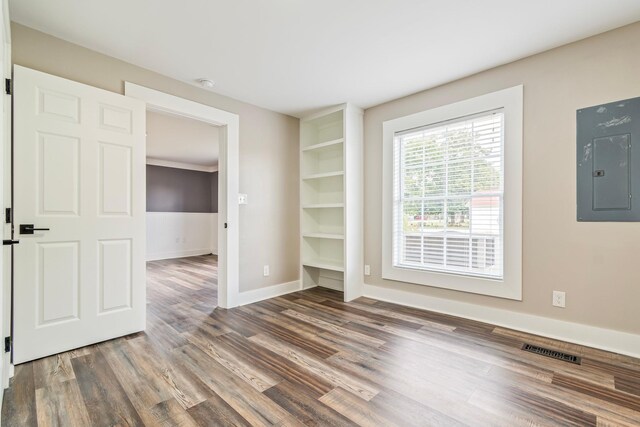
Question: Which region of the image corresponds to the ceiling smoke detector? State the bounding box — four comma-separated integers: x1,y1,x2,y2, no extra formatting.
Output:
197,78,215,88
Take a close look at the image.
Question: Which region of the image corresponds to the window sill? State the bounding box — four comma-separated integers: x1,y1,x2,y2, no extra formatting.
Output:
382,264,521,300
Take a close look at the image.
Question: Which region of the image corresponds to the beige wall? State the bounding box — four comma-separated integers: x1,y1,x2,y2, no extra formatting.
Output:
11,23,300,293
364,21,640,334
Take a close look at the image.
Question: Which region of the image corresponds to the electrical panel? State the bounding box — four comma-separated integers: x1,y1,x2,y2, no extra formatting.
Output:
577,97,640,221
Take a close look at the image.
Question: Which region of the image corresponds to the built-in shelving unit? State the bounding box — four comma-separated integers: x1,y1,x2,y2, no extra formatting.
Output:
300,104,363,300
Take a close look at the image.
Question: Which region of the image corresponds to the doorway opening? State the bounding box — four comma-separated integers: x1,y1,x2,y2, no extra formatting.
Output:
145,110,220,310
125,83,240,310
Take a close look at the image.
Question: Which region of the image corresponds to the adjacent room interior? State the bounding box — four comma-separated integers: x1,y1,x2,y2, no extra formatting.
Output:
1,1,640,426
145,109,220,319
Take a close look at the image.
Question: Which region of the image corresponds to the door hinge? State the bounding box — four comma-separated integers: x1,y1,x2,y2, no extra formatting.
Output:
4,336,10,353
4,78,10,95
5,207,11,224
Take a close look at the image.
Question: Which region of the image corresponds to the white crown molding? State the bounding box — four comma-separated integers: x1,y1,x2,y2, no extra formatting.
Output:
146,157,218,173
363,283,640,359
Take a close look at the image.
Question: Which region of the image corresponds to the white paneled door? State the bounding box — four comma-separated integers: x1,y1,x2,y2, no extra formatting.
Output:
12,66,146,363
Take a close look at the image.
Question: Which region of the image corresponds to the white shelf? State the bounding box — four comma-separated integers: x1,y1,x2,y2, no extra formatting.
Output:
302,203,344,209
302,171,344,181
303,233,344,240
302,259,345,272
300,104,362,296
302,138,344,152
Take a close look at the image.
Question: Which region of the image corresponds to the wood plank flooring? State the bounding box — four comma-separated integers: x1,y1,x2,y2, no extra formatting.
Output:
3,254,640,426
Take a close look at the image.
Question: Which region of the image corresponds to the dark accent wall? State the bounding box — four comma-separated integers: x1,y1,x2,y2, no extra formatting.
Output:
210,172,218,213
147,165,218,213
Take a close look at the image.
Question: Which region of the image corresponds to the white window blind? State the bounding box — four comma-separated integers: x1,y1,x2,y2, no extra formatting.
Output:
392,109,504,279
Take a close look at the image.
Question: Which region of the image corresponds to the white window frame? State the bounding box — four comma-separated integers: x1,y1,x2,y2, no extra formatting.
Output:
382,85,523,300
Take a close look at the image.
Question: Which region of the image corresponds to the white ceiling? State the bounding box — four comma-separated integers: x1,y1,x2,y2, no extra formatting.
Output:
146,111,219,167
9,1,640,117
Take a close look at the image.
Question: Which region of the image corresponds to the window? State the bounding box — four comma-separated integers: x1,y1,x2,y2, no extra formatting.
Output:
393,111,504,279
382,86,522,300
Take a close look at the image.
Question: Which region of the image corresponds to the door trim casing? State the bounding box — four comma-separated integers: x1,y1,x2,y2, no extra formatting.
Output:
1,0,10,396
124,83,239,308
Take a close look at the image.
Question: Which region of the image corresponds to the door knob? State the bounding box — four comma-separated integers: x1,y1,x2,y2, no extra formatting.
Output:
19,224,50,235
2,240,19,245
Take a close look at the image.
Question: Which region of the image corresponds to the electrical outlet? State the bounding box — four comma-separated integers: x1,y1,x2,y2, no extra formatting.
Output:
263,265,270,276
552,291,566,308
238,193,248,205
364,264,371,276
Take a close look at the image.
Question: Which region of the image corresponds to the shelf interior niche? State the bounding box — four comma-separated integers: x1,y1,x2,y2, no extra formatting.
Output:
302,265,344,291
302,237,344,269
302,207,344,236
301,175,344,206
302,142,343,176
301,110,344,148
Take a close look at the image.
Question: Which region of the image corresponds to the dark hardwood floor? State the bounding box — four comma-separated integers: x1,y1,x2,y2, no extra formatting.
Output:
3,254,640,426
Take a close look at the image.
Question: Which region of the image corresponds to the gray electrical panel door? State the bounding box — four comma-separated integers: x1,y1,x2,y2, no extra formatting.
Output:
577,97,640,221
592,134,630,211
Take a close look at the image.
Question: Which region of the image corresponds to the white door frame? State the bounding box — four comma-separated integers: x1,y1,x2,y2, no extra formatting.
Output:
0,0,9,393
124,83,240,308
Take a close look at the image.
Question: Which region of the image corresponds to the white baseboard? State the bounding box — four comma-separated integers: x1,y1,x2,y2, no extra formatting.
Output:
238,280,301,306
364,284,640,359
147,248,214,262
